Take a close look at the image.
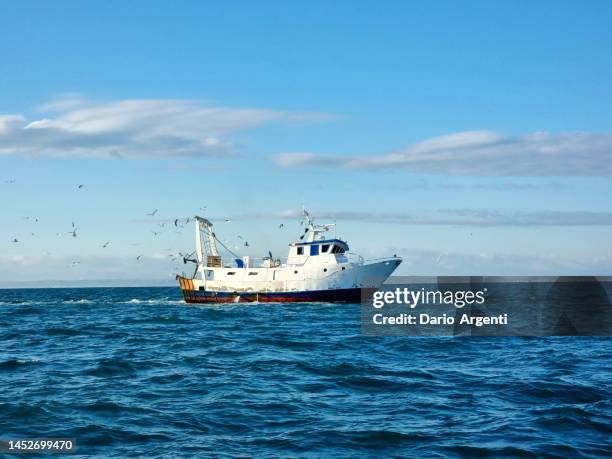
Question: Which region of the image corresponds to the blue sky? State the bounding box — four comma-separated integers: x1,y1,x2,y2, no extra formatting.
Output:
1,1,612,285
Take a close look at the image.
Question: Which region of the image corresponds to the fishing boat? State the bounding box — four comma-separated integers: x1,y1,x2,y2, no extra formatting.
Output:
176,210,401,303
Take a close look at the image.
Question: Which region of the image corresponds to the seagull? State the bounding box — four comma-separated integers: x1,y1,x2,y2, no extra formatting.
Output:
184,217,190,224
102,241,110,248
146,209,158,217
244,241,249,247
225,218,231,223
279,223,284,229
67,229,77,238
12,238,18,243
136,255,142,260
77,184,84,189
72,221,75,228
237,235,243,240
174,219,179,227
71,261,80,266
152,231,160,236
4,179,15,184
159,222,166,228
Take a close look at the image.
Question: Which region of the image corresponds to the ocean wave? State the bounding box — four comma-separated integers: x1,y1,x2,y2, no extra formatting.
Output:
46,326,88,336
82,358,137,378
119,298,185,305
0,300,40,306
0,357,42,370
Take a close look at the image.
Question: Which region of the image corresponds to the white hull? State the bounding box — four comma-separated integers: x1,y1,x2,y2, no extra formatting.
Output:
191,257,401,294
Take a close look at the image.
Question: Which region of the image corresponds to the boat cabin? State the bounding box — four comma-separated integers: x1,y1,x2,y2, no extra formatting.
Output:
287,239,349,265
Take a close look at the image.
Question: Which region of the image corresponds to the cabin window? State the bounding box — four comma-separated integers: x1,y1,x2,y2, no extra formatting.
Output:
331,244,346,254
322,244,330,253
248,272,258,276
310,245,319,256
294,270,298,274
341,266,346,270
297,246,304,255
323,268,327,272
227,272,236,276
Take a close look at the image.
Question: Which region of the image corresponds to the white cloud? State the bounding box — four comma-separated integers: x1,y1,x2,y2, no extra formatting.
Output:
373,247,612,276
211,208,612,226
273,130,612,176
0,253,185,286
0,96,334,159
0,115,25,134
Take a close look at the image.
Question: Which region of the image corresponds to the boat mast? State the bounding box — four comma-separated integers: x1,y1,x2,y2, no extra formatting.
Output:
195,216,219,265
303,209,335,242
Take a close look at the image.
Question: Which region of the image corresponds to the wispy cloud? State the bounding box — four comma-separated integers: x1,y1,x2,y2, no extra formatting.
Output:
211,208,612,226
0,96,334,159
273,130,612,176
363,247,612,276
0,253,185,285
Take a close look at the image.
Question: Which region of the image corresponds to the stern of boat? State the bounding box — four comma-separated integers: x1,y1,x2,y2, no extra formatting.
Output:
176,275,198,303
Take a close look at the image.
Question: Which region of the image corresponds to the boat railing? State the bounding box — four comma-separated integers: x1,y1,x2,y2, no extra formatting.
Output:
204,253,368,268
344,252,365,264
206,257,285,269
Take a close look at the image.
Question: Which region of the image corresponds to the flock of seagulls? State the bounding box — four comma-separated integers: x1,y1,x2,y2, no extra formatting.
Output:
6,179,292,269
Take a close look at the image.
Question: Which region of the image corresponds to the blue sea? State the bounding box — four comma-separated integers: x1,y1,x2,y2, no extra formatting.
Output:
1,287,610,458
